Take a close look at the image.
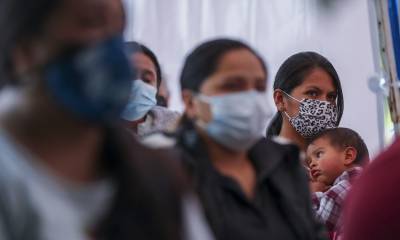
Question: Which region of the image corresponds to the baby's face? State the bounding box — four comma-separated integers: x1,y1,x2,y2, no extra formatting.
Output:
306,137,347,185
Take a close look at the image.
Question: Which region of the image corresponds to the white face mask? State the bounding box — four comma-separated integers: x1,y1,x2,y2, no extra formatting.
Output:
283,91,338,138
121,79,157,121
196,90,274,152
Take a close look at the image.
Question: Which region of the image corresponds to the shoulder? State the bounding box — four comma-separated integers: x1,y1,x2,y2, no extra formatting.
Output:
141,132,177,149
255,136,299,151
251,138,306,184
325,180,351,201
342,139,400,238
253,137,301,164
350,139,400,192
0,132,31,188
112,128,188,194
0,135,37,238
150,106,181,121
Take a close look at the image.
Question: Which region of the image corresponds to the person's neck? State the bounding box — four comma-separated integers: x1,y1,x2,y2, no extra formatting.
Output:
198,130,256,199
279,118,307,151
206,138,248,168
0,88,105,183
344,164,358,172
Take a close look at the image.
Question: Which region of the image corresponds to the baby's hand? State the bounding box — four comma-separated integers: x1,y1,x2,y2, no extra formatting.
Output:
310,180,330,193
304,165,313,181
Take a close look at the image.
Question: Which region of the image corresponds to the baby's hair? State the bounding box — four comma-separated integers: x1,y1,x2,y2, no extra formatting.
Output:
309,127,369,166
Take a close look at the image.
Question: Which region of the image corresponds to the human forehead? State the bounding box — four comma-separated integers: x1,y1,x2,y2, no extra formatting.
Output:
204,50,266,84
45,0,125,44
307,137,330,153
215,49,266,76
133,53,156,69
297,68,335,90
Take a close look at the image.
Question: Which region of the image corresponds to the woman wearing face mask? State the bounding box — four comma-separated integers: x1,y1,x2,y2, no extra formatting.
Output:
0,0,206,239
266,52,344,151
145,39,327,240
121,42,180,137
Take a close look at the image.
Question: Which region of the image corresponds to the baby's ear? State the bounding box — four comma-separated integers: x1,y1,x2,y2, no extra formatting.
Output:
343,147,357,166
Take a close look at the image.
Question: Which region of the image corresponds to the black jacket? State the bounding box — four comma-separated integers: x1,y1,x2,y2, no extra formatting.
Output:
171,122,328,240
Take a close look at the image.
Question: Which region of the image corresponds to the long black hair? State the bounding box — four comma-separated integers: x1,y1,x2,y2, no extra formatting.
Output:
0,0,59,86
180,38,267,92
266,51,344,138
0,1,184,239
125,41,163,90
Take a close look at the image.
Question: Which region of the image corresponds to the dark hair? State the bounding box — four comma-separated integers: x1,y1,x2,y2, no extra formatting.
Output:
125,41,162,90
0,1,183,239
266,51,344,138
180,38,267,92
157,95,168,107
309,127,369,166
0,0,60,85
97,128,184,240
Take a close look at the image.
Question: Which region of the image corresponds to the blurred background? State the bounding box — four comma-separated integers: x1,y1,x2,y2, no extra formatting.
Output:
123,0,400,157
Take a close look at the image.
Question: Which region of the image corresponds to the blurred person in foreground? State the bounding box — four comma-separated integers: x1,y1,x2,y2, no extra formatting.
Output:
0,0,212,240
342,137,400,240
121,42,180,138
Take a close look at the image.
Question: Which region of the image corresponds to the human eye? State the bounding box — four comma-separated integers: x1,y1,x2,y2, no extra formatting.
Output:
316,151,324,159
220,77,246,92
327,93,337,103
305,90,319,98
255,79,267,92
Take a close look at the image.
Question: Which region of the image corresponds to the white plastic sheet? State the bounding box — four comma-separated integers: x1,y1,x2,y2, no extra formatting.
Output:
123,0,380,156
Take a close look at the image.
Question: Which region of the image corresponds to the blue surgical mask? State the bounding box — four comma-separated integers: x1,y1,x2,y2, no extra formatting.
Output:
196,90,273,152
44,36,133,123
121,79,157,121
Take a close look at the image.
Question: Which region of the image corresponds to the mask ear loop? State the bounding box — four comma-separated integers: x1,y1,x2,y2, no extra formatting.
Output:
196,93,212,103
193,93,212,130
281,90,303,103
283,111,293,121
280,90,302,120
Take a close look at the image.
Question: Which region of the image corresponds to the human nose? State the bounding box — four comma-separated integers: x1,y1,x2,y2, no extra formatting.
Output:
309,159,318,169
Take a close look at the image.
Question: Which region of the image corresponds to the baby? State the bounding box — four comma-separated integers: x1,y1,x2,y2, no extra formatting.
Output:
307,127,369,238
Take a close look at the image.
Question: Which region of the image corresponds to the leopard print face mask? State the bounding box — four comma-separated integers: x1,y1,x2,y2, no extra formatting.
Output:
283,92,338,138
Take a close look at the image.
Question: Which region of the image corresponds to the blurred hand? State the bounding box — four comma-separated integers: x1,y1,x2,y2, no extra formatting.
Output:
310,180,330,193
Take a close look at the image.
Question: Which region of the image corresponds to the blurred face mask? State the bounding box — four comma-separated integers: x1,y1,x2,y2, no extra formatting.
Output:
43,36,133,123
283,91,338,138
196,90,273,152
121,79,157,121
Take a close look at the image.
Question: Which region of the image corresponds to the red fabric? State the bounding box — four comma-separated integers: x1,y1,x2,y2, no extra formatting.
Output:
329,231,335,239
342,138,400,240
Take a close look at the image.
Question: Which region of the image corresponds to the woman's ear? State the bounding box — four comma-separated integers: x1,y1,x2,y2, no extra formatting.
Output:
182,90,212,123
12,39,49,78
12,44,33,77
273,89,286,112
343,146,357,166
182,89,196,119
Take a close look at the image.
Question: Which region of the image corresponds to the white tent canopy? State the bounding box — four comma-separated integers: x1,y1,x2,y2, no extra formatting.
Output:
124,0,381,156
